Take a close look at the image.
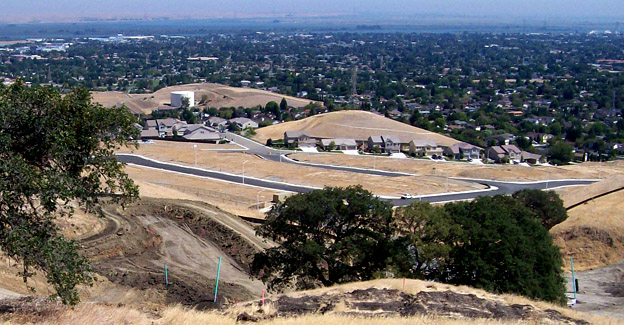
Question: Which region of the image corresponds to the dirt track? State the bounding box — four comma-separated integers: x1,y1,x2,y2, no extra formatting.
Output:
570,259,624,319
81,198,266,308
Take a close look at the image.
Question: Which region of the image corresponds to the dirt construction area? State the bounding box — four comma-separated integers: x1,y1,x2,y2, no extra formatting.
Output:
78,198,269,309
117,141,485,197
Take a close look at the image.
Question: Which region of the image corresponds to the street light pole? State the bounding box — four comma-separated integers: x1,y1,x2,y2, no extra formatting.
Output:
193,144,198,168
242,160,249,184
257,189,268,211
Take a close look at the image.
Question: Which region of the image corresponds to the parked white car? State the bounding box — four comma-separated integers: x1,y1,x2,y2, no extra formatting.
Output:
400,193,414,199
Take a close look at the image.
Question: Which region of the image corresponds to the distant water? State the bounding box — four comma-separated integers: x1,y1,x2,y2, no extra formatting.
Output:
0,18,614,40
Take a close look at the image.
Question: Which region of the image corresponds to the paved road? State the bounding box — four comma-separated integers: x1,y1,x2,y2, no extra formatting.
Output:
116,153,597,206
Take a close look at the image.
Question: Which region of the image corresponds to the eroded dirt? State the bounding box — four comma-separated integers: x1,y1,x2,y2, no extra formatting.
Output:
236,288,589,324
569,259,624,319
80,198,265,309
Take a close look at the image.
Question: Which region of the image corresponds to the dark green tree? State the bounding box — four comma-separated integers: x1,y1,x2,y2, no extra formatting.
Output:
512,189,568,229
548,140,574,165
252,186,394,292
266,101,280,120
280,97,288,111
440,196,566,303
0,81,139,305
391,202,462,279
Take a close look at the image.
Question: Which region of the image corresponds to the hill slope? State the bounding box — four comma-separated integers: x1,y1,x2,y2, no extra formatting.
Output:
0,279,613,324
92,83,318,114
253,110,462,146
552,177,624,271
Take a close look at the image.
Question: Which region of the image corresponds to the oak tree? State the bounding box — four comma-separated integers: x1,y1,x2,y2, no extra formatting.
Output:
0,81,139,304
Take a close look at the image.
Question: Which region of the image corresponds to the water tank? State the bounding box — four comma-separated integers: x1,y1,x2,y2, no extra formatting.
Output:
170,91,195,108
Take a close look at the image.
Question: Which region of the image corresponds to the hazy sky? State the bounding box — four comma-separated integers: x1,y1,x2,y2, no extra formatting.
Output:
2,0,624,22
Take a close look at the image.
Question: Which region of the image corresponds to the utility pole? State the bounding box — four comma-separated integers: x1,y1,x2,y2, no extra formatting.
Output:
242,160,249,184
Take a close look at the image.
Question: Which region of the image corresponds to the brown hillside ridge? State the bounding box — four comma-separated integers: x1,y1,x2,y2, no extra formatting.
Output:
0,279,618,324
552,177,624,271
91,82,318,115
253,110,462,147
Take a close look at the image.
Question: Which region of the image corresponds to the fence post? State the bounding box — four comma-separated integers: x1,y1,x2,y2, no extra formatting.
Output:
214,257,222,303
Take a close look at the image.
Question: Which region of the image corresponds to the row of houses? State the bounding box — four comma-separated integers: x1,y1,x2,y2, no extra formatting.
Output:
284,131,479,158
486,144,545,164
141,118,223,142
207,116,259,130
283,130,544,163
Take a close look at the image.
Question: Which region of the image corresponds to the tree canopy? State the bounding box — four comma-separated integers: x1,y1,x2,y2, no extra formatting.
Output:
252,185,394,292
0,81,139,304
257,187,568,304
392,197,566,303
512,189,568,229
442,196,565,303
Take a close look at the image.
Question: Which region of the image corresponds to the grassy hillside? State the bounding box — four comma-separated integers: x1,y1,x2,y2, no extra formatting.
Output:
0,279,615,324
253,110,462,147
91,83,318,114
552,177,624,270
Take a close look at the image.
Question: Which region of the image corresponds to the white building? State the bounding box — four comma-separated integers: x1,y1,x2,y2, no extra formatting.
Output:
170,91,195,108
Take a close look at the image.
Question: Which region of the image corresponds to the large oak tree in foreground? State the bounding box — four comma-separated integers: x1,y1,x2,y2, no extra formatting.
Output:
0,81,139,304
252,185,394,292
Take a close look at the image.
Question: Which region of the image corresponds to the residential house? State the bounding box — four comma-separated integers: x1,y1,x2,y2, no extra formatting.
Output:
486,133,516,146
409,139,444,157
367,136,384,152
320,138,358,151
156,118,186,137
526,132,554,145
182,125,221,142
486,144,522,163
207,116,228,128
382,135,402,153
140,128,159,139
444,142,482,160
521,151,545,164
284,131,317,148
229,117,259,129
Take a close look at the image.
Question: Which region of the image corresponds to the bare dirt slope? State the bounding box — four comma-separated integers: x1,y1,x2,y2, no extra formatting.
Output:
569,259,624,320
253,110,462,146
91,83,318,114
79,198,266,309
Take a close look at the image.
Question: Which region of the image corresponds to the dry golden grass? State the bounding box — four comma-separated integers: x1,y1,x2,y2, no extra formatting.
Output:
2,279,620,324
253,110,461,146
289,152,614,182
551,188,624,270
91,83,317,114
0,302,153,325
117,141,483,198
125,165,277,219
555,175,624,208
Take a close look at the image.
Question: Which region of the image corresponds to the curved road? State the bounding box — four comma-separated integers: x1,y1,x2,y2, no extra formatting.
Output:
116,152,597,206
